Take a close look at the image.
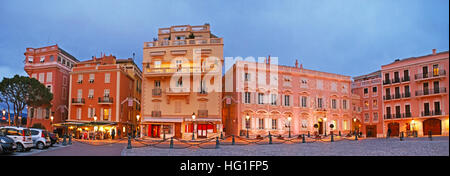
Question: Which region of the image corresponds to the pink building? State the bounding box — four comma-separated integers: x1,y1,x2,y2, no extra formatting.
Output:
352,70,384,137
381,49,449,137
223,58,354,137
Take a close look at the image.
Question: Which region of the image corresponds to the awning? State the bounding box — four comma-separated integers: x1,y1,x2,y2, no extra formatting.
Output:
52,122,85,127
184,118,222,122
142,117,183,123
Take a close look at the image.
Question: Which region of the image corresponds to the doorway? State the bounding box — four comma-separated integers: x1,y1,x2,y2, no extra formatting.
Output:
423,118,441,135
318,121,323,134
388,122,399,137
150,125,160,138
366,125,377,137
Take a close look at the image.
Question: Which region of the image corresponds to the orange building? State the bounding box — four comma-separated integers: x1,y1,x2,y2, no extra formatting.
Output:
141,24,224,139
67,54,142,139
24,45,79,132
352,70,384,137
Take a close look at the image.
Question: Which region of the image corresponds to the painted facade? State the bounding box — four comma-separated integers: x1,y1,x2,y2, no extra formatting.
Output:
141,24,224,139
381,49,449,137
24,45,79,132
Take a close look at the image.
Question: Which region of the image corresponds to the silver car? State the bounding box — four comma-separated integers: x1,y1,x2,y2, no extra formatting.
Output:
30,128,51,150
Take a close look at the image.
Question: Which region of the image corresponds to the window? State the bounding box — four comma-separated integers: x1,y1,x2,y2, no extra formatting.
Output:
49,55,54,62
78,74,83,83
271,94,277,105
176,60,182,71
77,89,82,98
364,101,369,109
245,118,250,129
46,72,52,82
28,56,33,63
317,98,323,108
244,92,251,104
373,100,378,108
433,64,439,76
364,88,368,95
154,61,161,68
343,120,348,130
258,119,264,129
88,89,94,99
300,79,308,88
372,87,377,94
176,78,183,87
258,93,264,104
332,99,337,109
301,96,307,108
39,73,45,83
272,119,277,130
301,120,308,130
155,80,161,88
342,100,348,109
77,108,81,119
342,84,348,93
89,74,95,83
105,73,110,83
31,73,37,79
40,56,45,63
103,108,111,120
373,112,379,122
284,95,290,106
104,89,110,97
244,73,251,81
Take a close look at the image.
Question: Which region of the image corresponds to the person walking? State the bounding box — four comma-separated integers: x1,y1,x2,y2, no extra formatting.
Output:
111,129,115,140
387,128,391,138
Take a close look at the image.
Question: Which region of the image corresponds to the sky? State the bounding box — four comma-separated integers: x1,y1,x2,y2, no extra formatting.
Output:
0,0,449,80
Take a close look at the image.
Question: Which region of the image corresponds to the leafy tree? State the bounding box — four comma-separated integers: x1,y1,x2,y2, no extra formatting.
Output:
0,75,53,126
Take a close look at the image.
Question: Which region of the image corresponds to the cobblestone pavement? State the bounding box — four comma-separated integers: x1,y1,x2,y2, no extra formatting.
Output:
122,136,449,156
8,143,70,156
30,141,126,156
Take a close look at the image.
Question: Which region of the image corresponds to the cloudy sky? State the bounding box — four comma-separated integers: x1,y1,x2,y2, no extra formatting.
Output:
0,0,449,81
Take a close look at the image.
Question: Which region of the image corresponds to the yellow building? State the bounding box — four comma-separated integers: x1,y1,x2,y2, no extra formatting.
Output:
141,24,224,139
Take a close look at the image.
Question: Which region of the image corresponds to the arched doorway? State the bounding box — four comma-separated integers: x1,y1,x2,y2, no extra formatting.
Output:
388,122,399,137
318,118,323,134
423,118,441,135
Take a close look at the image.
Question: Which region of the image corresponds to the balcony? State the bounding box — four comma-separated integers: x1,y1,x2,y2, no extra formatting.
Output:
152,88,162,96
421,110,443,117
402,92,411,98
384,114,392,119
383,79,391,85
198,110,208,118
391,78,401,84
401,76,410,82
415,87,447,97
98,97,113,104
383,94,392,100
166,87,190,95
144,38,223,48
403,112,412,118
72,98,85,105
151,111,161,117
144,66,218,77
414,70,446,81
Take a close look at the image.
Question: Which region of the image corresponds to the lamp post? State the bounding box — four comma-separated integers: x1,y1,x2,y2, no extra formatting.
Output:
136,115,140,138
2,109,5,125
18,116,22,127
50,115,54,131
93,115,97,140
192,112,196,140
287,116,292,138
323,117,327,136
246,113,250,138
353,118,357,135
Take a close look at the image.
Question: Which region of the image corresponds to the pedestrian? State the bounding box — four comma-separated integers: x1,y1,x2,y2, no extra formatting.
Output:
111,129,115,140
387,128,391,138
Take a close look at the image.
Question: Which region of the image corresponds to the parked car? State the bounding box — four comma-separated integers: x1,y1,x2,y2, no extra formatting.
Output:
30,128,51,150
0,126,33,152
0,131,16,154
47,131,58,146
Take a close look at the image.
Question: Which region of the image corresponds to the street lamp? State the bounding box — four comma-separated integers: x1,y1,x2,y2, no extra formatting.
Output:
192,112,196,140
18,116,22,127
323,117,327,136
50,115,54,130
287,116,292,138
246,113,250,138
136,114,140,138
93,115,97,140
2,109,5,123
353,118,357,135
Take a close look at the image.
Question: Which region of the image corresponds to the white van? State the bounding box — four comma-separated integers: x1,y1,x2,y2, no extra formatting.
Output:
0,126,33,152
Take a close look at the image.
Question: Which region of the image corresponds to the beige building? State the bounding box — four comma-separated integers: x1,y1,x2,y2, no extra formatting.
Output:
141,24,224,139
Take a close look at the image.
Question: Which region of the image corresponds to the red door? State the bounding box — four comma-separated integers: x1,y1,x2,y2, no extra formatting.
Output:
150,125,160,138
423,118,441,135
197,124,207,138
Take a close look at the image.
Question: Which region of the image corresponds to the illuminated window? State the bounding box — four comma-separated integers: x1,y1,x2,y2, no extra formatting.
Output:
343,120,348,130
272,119,277,130
364,101,369,109
433,64,439,76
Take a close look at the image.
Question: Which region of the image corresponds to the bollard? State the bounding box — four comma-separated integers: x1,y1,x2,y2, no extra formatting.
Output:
68,135,72,145
163,132,166,141
232,135,235,145
400,132,404,141
428,130,432,141
221,132,224,140
170,137,173,148
302,134,305,143
308,131,310,138
62,134,67,146
269,132,272,144
355,133,358,141
215,137,220,149
127,135,132,149
331,132,334,142
339,131,341,136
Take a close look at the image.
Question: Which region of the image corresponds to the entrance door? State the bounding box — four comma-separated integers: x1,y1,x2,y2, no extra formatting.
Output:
150,125,160,138
318,121,323,134
388,123,399,137
423,118,441,135
366,125,377,137
197,124,208,138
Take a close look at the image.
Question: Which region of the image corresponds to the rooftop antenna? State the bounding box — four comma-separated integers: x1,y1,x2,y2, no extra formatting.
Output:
133,52,135,61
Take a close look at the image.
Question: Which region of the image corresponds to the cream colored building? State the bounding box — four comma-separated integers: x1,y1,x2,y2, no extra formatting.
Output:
141,24,224,139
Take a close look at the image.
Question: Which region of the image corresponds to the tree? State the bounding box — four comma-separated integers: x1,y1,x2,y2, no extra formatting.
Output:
0,75,53,126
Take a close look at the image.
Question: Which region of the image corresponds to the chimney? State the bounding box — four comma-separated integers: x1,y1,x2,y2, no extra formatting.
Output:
432,49,436,55
295,60,299,68
268,55,271,64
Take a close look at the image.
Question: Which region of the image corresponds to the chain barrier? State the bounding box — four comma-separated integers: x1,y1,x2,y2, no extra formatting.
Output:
73,138,128,146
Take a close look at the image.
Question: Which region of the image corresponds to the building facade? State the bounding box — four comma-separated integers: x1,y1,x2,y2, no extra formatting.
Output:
24,45,79,132
352,71,384,137
223,59,354,137
67,55,141,139
141,24,224,139
381,49,449,137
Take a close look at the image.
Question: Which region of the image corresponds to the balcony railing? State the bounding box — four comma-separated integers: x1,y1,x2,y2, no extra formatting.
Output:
383,79,391,85
166,87,190,95
402,76,410,82
384,114,392,119
421,110,442,117
72,98,85,104
152,88,162,96
144,38,223,48
198,110,208,118
414,70,446,80
383,95,392,100
391,78,400,84
403,112,412,118
384,112,412,119
152,111,161,117
415,87,447,96
98,97,113,104
144,66,218,75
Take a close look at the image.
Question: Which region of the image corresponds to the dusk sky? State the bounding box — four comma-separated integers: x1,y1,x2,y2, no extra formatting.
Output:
0,0,449,80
